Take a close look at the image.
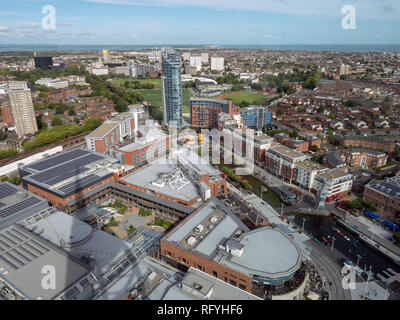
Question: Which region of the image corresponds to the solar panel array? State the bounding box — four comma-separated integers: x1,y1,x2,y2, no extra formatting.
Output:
0,197,42,220
58,174,101,194
30,153,104,186
0,184,18,200
27,149,90,172
0,227,50,270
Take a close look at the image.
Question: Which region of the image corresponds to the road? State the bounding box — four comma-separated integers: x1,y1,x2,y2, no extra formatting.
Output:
306,239,352,300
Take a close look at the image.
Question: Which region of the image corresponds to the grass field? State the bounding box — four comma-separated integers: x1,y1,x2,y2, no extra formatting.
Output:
113,78,162,87
139,89,192,109
222,91,269,106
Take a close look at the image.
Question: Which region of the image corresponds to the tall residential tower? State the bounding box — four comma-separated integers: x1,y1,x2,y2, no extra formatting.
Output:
8,82,38,138
161,47,183,127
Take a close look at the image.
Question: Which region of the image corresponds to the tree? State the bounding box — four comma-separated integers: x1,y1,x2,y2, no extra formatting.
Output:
74,117,80,124
0,129,6,141
52,116,63,127
356,130,361,135
68,108,76,116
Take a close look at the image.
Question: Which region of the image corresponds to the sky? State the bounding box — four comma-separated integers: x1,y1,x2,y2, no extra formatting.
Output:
0,0,399,45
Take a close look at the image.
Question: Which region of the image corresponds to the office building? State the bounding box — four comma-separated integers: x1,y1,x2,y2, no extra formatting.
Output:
8,82,38,138
211,57,225,71
240,106,272,130
161,47,183,127
190,98,240,129
33,56,53,70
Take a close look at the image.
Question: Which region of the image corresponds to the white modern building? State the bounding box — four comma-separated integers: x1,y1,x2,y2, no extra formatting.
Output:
211,57,225,71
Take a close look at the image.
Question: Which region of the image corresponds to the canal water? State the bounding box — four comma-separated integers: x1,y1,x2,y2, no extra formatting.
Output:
215,160,283,208
292,215,400,275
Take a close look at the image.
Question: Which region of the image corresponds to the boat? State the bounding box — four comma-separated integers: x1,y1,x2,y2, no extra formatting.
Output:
354,240,359,248
344,236,351,241
322,237,328,243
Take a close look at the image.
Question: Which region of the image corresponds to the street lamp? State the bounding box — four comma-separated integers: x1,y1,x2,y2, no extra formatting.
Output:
356,254,362,268
302,218,306,231
331,236,336,252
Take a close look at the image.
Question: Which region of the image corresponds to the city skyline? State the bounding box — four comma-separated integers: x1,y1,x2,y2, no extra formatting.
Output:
0,0,399,46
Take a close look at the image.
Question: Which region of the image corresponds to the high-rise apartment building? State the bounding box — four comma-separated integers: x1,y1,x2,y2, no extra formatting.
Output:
33,56,53,70
8,82,38,138
189,56,202,72
161,47,183,127
211,57,225,71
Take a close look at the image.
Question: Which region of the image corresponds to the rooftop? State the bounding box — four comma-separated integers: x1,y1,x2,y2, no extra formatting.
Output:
118,124,168,152
0,224,90,300
366,176,400,198
121,162,200,203
297,159,326,171
317,168,352,181
344,148,387,157
163,267,262,300
21,148,120,198
269,145,308,160
0,182,48,230
164,198,302,280
215,227,303,280
25,210,134,274
86,121,119,139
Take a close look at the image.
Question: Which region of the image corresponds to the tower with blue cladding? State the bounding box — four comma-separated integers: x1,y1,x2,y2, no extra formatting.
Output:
240,106,272,130
161,47,183,127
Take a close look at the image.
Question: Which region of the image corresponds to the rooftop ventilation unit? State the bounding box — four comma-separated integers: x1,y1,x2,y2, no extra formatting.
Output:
195,225,204,234
210,215,218,224
187,236,197,246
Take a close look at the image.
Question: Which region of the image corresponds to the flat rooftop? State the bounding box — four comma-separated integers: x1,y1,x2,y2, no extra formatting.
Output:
21,148,120,198
86,121,118,139
269,145,307,160
25,210,134,274
164,198,302,280
118,126,168,152
121,162,200,203
0,182,48,230
163,268,262,300
215,227,303,280
297,159,326,171
317,168,351,181
0,224,90,300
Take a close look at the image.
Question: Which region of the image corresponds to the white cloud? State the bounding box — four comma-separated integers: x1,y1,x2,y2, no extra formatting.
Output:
0,26,9,32
82,0,400,19
0,12,18,16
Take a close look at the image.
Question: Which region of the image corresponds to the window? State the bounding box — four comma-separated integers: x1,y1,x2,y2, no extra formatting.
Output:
224,277,228,282
239,284,246,290
230,280,237,287
213,271,218,278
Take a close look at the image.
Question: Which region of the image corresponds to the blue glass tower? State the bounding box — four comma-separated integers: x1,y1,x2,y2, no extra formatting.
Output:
161,47,183,127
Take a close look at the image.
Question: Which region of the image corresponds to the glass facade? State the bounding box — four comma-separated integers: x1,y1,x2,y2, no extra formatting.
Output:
240,106,272,130
161,47,183,127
